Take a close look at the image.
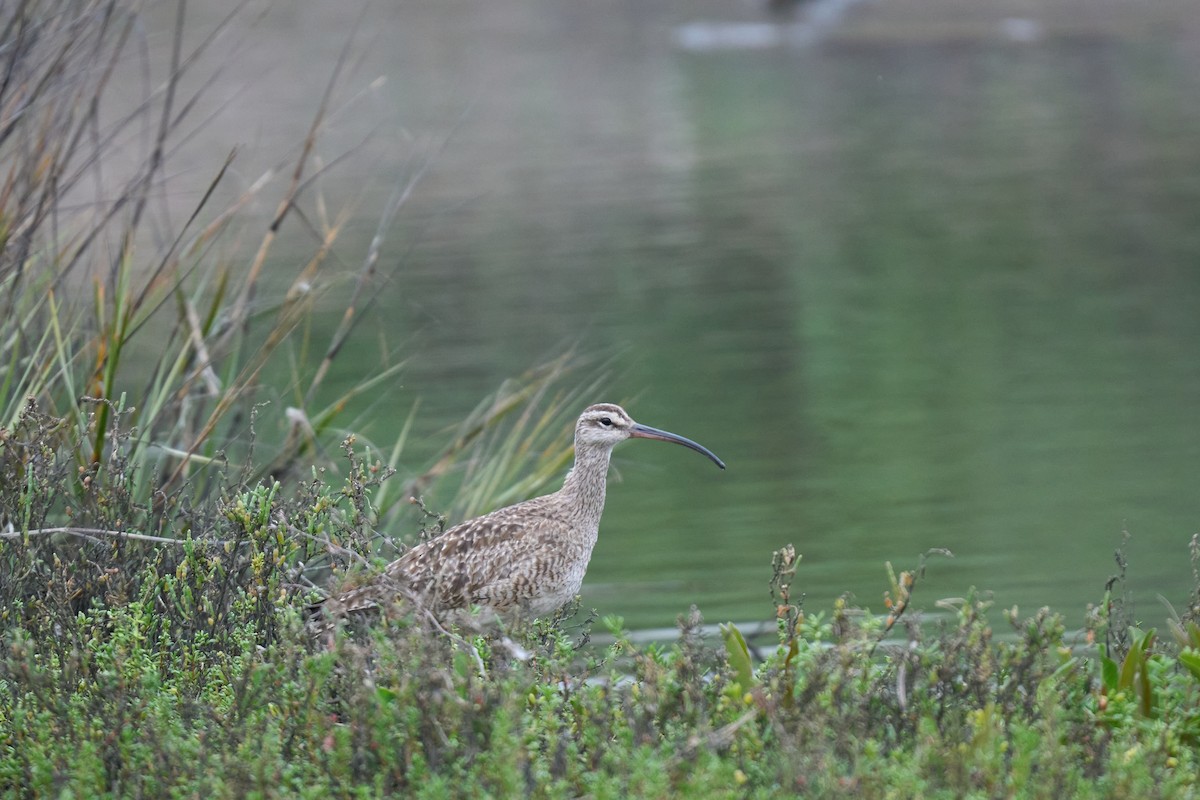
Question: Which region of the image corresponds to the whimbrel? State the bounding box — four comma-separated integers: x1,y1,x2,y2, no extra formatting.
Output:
324,403,725,624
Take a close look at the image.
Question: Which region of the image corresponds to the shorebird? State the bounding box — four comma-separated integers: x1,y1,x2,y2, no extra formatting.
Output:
323,403,725,625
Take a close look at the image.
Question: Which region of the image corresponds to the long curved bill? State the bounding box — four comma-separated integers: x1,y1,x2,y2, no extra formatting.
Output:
629,423,726,470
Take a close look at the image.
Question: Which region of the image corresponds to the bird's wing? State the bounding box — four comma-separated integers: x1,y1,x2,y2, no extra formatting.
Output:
386,506,571,613
322,494,576,620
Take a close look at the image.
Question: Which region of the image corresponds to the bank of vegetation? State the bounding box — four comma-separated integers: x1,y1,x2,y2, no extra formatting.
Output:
3,2,1199,797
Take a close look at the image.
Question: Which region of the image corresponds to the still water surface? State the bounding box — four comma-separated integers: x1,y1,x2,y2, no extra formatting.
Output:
169,0,1200,630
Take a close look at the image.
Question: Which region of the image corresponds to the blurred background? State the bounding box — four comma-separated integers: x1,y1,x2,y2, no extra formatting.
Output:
142,0,1200,631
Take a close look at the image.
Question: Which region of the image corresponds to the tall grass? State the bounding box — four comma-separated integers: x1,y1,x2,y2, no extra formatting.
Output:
0,0,368,482
0,0,579,528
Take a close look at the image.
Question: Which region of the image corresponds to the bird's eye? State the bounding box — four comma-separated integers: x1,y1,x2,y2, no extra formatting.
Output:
599,417,613,427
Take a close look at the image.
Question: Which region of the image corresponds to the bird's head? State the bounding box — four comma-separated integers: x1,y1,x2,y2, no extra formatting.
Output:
575,403,725,469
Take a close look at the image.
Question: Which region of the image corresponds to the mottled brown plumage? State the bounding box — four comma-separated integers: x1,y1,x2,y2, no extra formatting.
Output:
323,403,724,625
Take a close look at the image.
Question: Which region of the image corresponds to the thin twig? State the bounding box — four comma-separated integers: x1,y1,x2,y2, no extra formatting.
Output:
0,526,237,547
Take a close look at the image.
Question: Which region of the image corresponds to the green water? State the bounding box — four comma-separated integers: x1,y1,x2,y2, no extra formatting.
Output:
179,1,1200,630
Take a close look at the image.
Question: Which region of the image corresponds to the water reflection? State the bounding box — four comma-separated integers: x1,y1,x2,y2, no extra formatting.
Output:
674,0,872,51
